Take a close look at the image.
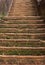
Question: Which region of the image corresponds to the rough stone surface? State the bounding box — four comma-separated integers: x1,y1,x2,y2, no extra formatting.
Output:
8,0,38,16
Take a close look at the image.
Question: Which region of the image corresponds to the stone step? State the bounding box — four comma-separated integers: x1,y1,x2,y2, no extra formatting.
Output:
9,7,37,13
1,16,43,24
0,39,41,42
0,55,44,65
0,33,45,39
0,55,44,59
0,47,45,50
10,4,38,8
0,39,45,47
0,24,45,28
0,47,45,55
9,10,38,16
14,1,37,4
0,28,45,33
0,20,43,24
2,16,42,20
9,7,38,11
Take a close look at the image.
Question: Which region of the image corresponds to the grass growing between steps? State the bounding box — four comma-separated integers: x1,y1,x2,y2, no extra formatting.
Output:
0,42,45,47
0,49,45,55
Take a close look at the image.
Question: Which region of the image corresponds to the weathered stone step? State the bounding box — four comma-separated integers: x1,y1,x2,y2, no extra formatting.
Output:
0,39,42,42
0,39,45,47
0,33,45,39
13,0,37,5
0,28,45,33
0,55,44,58
0,19,43,24
2,16,42,20
0,55,44,65
0,24,45,28
0,47,45,50
9,7,37,12
1,16,43,24
0,33,45,35
0,39,41,42
9,10,38,16
0,47,45,55
10,4,38,8
9,7,38,12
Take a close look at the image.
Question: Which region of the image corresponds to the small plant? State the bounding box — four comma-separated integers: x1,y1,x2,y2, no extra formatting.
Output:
6,36,10,39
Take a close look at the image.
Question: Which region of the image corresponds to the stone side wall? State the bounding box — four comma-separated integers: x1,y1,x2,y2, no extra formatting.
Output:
39,0,45,17
0,0,12,16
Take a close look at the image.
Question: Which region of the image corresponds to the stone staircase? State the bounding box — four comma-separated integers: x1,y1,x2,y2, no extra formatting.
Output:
0,16,45,65
0,0,45,65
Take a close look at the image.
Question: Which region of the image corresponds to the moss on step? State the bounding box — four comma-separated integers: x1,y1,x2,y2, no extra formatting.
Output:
0,49,45,55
